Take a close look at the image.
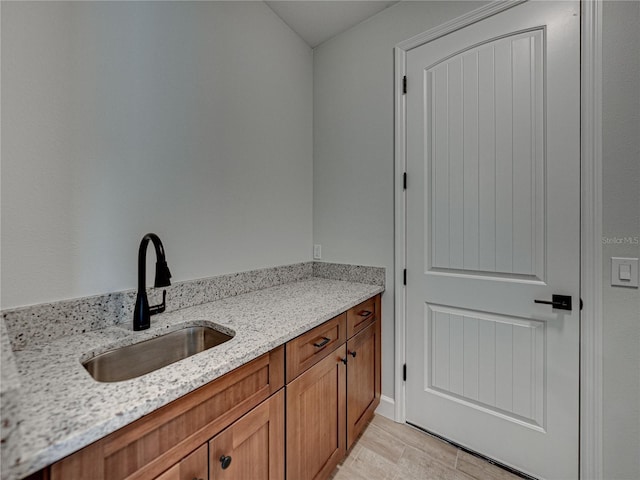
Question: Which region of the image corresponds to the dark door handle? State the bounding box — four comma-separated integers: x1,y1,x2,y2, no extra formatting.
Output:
359,310,372,317
348,350,357,358
534,294,572,311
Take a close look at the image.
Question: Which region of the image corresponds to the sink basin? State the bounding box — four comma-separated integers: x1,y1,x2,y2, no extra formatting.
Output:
83,326,234,382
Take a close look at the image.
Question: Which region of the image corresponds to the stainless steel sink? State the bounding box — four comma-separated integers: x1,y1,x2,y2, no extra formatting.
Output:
83,326,234,382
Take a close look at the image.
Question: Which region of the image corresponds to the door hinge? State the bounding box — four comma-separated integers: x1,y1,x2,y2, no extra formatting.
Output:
403,364,407,381
403,269,407,285
402,76,407,94
403,172,407,190
580,298,584,310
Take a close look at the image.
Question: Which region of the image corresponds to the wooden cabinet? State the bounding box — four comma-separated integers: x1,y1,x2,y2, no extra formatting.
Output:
346,295,376,338
39,294,380,480
286,294,381,480
153,391,285,480
286,345,347,480
346,318,381,449
285,313,346,383
50,346,284,480
209,389,284,480
154,444,207,480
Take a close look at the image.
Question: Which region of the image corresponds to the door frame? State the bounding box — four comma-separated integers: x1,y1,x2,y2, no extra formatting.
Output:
392,1,603,478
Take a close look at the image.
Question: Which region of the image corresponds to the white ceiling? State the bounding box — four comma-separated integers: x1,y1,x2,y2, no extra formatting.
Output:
265,1,400,48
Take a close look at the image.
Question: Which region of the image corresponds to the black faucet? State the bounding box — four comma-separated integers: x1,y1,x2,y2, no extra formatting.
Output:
133,233,172,331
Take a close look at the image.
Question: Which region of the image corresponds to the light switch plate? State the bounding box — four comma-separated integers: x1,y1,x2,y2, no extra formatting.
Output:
611,257,639,287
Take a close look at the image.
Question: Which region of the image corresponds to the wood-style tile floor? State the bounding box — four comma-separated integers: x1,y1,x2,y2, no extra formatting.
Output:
330,415,523,480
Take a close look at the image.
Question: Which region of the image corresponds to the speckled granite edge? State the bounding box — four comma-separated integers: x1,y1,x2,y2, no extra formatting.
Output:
2,262,313,351
1,318,21,476
0,318,21,394
312,262,385,287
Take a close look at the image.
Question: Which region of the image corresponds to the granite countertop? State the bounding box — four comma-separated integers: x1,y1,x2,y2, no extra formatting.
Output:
5,278,383,479
1,319,22,476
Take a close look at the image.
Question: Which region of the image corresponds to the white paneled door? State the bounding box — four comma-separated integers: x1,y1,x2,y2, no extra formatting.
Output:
405,2,580,479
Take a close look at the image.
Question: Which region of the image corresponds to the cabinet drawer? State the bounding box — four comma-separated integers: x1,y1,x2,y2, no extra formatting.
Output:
346,297,376,338
286,313,346,383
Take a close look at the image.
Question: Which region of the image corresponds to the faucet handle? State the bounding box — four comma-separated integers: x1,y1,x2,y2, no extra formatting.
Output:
149,290,167,316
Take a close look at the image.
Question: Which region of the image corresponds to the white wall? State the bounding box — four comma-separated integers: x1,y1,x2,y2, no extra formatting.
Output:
1,1,313,309
602,2,640,478
313,0,487,400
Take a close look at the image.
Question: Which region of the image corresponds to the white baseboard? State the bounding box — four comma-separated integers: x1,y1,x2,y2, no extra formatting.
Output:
375,395,396,420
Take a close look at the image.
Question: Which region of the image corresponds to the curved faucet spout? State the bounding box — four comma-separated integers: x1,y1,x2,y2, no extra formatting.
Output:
134,233,172,331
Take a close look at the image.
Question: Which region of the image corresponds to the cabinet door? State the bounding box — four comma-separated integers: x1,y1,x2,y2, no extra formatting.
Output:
209,389,284,480
154,444,207,480
287,345,347,480
346,317,381,449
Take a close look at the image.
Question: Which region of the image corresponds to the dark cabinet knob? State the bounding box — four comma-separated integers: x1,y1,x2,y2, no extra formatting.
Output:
340,357,348,365
220,455,232,470
348,350,357,358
